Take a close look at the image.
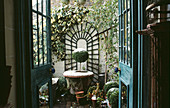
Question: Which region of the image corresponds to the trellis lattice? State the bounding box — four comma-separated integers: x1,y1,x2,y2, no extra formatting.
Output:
64,22,99,83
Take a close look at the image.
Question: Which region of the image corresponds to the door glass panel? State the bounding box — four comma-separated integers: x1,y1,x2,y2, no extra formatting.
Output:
124,13,127,46
39,15,43,65
39,82,49,108
32,0,37,11
38,0,42,13
121,31,124,61
44,32,47,64
121,15,124,29
127,0,130,9
32,12,37,29
124,47,127,62
124,13,127,62
43,0,47,15
33,30,38,65
32,0,49,67
43,17,47,31
128,11,130,28
121,82,128,108
128,28,130,64
119,0,131,65
124,0,126,9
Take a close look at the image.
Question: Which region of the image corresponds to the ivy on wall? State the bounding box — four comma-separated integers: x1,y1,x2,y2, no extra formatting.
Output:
51,0,119,82
87,0,119,82
51,4,89,62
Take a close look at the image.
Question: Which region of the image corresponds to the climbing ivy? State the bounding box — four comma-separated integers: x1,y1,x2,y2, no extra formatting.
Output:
51,4,89,62
87,0,119,82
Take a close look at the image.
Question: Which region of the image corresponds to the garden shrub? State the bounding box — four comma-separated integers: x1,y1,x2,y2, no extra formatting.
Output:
72,50,89,63
106,88,115,99
103,81,119,93
108,88,119,108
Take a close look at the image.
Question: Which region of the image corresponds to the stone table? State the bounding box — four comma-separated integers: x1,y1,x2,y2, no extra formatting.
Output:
63,70,94,94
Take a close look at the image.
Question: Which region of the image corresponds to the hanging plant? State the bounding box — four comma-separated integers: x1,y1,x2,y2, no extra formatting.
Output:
51,4,89,62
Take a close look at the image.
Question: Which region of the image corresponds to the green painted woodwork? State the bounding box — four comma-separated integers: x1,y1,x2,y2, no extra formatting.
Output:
31,0,52,107
137,0,143,108
15,0,52,108
118,0,138,107
118,0,132,107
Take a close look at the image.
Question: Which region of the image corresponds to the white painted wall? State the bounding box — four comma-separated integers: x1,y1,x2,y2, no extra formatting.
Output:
4,0,16,107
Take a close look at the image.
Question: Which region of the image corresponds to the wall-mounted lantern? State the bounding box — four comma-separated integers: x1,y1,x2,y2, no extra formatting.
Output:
146,1,170,24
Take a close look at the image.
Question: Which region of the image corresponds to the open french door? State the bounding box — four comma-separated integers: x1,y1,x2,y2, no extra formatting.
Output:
16,0,52,108
31,0,52,107
118,0,138,107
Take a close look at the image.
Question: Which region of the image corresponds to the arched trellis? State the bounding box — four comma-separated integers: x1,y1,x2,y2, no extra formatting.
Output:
64,22,99,83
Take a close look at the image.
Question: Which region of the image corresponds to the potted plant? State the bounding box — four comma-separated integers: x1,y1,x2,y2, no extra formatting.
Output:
72,48,89,72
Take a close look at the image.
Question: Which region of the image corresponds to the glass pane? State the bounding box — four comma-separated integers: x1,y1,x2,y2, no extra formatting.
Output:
38,0,42,13
124,13,127,46
39,82,49,108
122,0,124,10
124,47,127,62
43,17,47,31
124,0,126,9
121,31,123,61
121,82,127,108
43,0,47,15
39,49,43,65
119,47,121,61
128,11,130,27
39,15,43,65
128,28,130,64
32,0,37,11
44,32,47,64
33,30,38,65
32,12,37,29
121,15,124,29
127,0,130,9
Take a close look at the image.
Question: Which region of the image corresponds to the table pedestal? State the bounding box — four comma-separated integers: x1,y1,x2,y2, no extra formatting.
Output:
63,70,93,94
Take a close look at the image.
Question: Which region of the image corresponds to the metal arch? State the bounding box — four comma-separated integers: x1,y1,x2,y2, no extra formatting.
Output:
64,22,99,83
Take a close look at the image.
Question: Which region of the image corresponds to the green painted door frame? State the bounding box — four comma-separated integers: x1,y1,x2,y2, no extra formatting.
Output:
15,0,52,108
118,0,139,107
118,0,150,107
137,0,143,108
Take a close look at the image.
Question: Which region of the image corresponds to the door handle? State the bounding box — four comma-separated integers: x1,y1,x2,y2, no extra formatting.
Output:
50,68,55,74
114,67,121,73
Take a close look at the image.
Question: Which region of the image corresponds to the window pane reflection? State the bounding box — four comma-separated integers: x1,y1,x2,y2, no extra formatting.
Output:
39,82,49,108
32,0,49,67
32,0,37,11
38,0,42,13
121,82,127,108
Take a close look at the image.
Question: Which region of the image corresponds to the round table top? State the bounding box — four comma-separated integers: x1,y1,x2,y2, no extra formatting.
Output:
63,70,94,78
